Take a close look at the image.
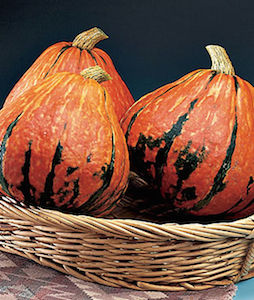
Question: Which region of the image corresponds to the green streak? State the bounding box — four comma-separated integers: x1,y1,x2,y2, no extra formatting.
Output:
18,140,36,204
79,132,116,212
193,114,238,211
247,176,254,195
87,49,98,64
128,98,198,187
124,70,202,142
154,99,198,188
38,141,63,207
0,113,22,195
125,106,145,142
43,45,72,79
172,141,207,201
66,166,79,176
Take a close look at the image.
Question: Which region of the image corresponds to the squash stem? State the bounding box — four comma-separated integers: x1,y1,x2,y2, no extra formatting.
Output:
80,66,112,83
206,45,235,75
72,27,109,50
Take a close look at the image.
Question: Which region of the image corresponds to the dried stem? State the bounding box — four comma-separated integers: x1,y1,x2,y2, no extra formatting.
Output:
206,45,235,75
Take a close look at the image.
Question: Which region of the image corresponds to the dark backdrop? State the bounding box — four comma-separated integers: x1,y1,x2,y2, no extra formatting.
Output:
1,0,254,107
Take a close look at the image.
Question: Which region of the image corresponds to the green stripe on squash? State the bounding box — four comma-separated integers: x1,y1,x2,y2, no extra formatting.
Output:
38,140,64,207
192,112,238,211
128,98,199,188
0,113,23,196
43,45,72,79
78,132,116,212
18,140,36,205
124,70,203,142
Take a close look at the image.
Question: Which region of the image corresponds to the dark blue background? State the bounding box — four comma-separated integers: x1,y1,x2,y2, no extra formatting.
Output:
1,0,254,107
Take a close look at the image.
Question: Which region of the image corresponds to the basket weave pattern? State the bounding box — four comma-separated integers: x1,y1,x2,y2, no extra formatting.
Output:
0,190,254,291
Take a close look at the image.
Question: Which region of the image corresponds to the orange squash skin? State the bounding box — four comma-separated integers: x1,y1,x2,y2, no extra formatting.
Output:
4,39,134,121
121,69,254,219
0,72,129,216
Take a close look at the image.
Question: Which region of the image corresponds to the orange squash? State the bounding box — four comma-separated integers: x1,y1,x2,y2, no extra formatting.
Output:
4,27,134,121
121,45,254,220
0,66,129,216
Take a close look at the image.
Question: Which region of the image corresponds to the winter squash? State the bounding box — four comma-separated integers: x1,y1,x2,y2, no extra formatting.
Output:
3,27,134,121
0,66,129,217
121,45,254,219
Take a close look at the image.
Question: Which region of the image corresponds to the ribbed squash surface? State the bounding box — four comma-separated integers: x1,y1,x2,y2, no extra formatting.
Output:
121,63,254,219
0,71,129,216
4,28,134,121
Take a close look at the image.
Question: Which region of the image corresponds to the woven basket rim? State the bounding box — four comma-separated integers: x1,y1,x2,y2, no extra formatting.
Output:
41,207,254,241
41,204,254,227
1,195,254,242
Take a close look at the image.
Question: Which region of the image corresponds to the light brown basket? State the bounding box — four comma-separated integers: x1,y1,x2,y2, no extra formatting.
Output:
0,173,254,292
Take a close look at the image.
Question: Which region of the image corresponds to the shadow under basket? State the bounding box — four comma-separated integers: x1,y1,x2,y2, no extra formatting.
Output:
0,172,254,292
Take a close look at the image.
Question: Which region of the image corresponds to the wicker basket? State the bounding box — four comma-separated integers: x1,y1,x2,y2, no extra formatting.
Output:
0,173,254,292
